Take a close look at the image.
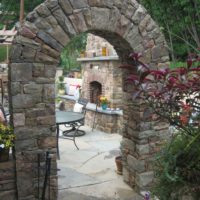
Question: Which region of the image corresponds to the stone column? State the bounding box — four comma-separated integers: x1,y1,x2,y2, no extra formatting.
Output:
120,72,169,192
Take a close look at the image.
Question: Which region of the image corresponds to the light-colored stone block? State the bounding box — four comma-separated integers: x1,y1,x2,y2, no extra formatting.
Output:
136,171,154,187
13,113,25,127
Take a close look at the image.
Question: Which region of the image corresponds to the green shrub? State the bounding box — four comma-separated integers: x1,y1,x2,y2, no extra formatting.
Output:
152,130,200,200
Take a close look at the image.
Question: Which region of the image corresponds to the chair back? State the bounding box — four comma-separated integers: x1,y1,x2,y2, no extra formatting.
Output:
77,98,88,115
0,103,7,125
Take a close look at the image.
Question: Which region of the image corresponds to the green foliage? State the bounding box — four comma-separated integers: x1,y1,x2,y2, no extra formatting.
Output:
153,130,200,199
123,52,200,198
58,76,64,83
169,60,200,69
0,0,87,70
0,46,8,62
0,124,15,148
55,97,61,103
60,33,87,73
140,0,200,60
57,76,65,90
0,0,43,27
169,62,187,69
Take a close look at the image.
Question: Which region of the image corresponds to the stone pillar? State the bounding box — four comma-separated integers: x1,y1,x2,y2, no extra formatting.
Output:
0,160,17,199
121,81,169,191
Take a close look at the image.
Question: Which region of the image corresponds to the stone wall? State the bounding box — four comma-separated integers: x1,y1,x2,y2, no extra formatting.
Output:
85,110,123,134
61,97,75,111
86,33,117,57
121,90,170,191
60,97,123,134
9,0,169,198
0,159,17,200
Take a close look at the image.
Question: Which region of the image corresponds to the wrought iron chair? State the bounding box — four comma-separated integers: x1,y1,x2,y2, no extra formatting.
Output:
0,103,9,125
61,98,89,149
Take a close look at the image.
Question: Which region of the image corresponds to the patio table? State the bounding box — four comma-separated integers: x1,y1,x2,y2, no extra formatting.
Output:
56,111,84,159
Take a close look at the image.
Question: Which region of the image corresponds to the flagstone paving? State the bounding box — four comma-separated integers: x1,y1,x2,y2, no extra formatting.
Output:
58,126,143,200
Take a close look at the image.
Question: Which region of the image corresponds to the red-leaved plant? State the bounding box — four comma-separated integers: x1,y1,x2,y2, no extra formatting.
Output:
121,52,200,135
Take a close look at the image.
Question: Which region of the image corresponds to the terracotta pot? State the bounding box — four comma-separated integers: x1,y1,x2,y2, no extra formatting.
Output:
0,148,9,162
115,156,123,175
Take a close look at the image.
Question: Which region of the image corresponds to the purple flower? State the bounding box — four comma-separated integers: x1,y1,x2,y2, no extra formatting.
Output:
144,192,150,200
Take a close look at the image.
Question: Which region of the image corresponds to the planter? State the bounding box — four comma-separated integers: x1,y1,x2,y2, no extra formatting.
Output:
58,89,65,95
0,148,9,162
115,156,123,175
101,104,108,110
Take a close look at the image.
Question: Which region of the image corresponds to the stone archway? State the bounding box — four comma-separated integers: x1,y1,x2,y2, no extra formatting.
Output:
9,0,169,199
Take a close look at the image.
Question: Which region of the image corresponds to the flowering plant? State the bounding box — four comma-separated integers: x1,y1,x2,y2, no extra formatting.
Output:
121,52,200,198
121,52,200,133
99,96,108,105
0,124,15,149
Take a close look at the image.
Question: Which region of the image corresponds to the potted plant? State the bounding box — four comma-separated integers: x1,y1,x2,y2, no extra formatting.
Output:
57,76,65,95
99,96,109,110
0,124,15,162
115,155,123,175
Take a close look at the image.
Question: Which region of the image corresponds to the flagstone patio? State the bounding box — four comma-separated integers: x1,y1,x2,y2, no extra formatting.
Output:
58,126,143,200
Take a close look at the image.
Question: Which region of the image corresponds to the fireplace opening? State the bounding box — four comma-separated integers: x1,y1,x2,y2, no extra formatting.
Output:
90,81,102,103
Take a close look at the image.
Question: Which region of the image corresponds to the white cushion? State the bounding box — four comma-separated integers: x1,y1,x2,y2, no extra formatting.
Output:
73,103,83,113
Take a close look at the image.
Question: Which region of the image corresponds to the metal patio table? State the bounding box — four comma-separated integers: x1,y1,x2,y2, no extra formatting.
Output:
56,111,85,159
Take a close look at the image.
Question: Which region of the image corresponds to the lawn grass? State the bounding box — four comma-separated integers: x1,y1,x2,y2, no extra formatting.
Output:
170,61,187,69
170,61,200,69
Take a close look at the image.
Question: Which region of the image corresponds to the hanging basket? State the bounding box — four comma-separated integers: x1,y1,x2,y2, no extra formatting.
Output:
0,148,9,162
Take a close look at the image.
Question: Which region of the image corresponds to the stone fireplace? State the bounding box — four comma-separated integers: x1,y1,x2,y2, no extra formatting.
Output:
79,34,123,109
80,57,123,108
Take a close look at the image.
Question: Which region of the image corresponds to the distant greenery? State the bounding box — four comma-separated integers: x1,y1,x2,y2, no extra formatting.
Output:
60,33,87,73
0,0,87,71
0,46,8,62
169,61,200,69
169,62,187,69
0,0,43,27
